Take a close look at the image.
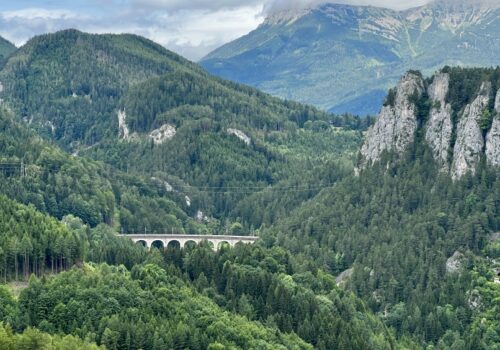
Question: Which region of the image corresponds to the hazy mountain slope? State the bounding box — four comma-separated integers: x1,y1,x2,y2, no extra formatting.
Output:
201,0,500,115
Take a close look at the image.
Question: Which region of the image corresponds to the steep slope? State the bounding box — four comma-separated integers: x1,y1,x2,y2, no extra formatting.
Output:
0,29,365,225
270,153,499,348
360,67,500,179
0,29,201,149
201,0,500,115
263,67,500,347
85,67,364,218
0,36,16,65
0,106,198,233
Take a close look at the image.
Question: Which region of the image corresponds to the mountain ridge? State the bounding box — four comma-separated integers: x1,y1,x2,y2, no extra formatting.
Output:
359,67,500,179
0,35,16,65
201,0,500,115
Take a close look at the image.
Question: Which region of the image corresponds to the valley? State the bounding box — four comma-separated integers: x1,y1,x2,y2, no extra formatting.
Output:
0,4,498,349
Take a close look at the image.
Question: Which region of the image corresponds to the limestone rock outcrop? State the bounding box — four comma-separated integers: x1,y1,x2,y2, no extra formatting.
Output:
425,73,453,169
149,124,176,145
227,128,251,145
485,89,500,167
360,72,424,164
360,70,500,179
450,82,490,179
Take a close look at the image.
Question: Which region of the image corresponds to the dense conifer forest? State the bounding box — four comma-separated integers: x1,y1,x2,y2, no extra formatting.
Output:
0,29,497,349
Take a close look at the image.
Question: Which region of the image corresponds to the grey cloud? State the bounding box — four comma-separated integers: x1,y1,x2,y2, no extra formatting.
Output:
130,0,263,11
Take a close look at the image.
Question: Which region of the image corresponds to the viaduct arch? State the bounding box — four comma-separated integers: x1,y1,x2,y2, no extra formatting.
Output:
120,234,258,250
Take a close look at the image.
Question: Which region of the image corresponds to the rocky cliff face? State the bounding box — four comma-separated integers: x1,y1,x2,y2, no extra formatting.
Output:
361,69,500,179
485,90,500,167
451,82,491,179
360,72,423,164
425,73,453,169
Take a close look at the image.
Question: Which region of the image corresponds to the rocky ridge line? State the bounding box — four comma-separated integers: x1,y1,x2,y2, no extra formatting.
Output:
360,71,499,179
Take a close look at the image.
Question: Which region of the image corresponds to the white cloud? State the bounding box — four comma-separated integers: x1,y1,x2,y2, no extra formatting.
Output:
0,1,434,60
124,5,265,59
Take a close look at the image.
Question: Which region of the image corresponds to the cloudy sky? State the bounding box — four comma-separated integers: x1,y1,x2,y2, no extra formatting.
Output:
0,0,431,61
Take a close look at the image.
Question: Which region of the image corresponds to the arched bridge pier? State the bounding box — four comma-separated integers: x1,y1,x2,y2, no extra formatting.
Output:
120,234,259,250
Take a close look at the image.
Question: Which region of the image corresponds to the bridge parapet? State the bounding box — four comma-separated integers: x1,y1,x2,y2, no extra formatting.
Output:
120,234,258,250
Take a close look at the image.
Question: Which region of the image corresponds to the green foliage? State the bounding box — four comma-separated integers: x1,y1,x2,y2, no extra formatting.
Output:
0,195,148,281
0,323,103,350
445,66,500,118
122,69,336,132
464,239,500,350
0,29,200,147
13,263,313,350
410,90,431,125
0,36,16,67
383,88,397,107
163,243,397,349
0,29,365,225
0,29,498,350
0,195,85,280
0,194,400,349
479,108,494,132
270,139,499,347
0,107,197,232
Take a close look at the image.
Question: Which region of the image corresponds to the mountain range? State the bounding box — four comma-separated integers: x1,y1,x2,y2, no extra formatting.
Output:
0,29,365,229
201,0,500,115
0,26,498,350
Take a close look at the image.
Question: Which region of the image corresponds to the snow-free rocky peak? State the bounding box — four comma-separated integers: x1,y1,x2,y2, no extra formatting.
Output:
425,73,453,169
360,69,500,179
360,71,424,165
201,0,500,115
450,81,491,179
485,89,500,167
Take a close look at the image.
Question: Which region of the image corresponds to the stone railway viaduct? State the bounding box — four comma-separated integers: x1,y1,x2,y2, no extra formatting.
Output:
120,234,259,250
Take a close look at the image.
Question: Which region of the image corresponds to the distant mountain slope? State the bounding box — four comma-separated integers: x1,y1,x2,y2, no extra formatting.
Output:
201,0,500,115
0,36,16,65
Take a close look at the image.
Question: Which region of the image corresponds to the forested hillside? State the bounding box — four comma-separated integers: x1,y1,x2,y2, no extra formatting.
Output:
265,68,500,348
0,195,400,349
0,28,497,350
0,29,363,150
0,29,200,148
0,107,200,233
86,69,365,218
0,36,15,66
0,29,366,222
